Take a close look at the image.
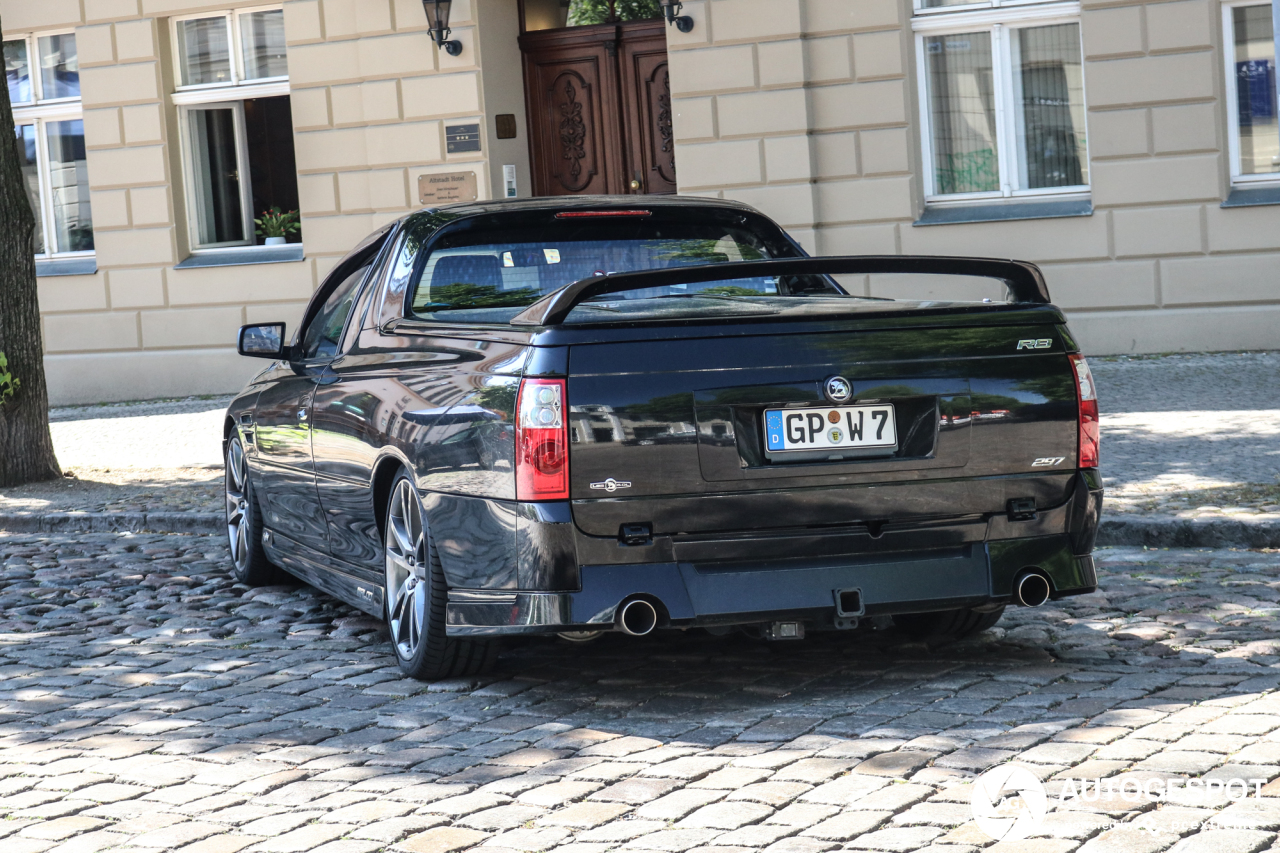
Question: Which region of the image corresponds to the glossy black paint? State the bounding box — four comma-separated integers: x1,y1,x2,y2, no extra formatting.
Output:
224,195,1103,639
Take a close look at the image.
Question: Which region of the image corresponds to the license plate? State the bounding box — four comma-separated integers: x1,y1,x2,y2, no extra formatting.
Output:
764,405,897,453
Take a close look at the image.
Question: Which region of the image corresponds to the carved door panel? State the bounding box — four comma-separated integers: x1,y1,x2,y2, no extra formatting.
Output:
521,26,625,196
521,20,675,196
618,22,675,195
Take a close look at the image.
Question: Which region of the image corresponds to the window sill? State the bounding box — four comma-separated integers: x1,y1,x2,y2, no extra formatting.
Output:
914,197,1093,227
35,257,97,277
175,245,305,269
1222,185,1280,208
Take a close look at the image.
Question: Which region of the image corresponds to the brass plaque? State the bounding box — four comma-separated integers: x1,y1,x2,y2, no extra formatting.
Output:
418,171,478,205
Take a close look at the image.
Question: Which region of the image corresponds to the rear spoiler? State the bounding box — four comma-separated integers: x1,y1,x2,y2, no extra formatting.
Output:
509,255,1051,327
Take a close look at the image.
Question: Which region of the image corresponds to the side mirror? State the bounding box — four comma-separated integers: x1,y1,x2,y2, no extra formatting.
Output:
238,323,287,359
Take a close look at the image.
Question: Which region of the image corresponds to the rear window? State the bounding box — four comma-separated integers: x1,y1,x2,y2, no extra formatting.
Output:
404,209,837,324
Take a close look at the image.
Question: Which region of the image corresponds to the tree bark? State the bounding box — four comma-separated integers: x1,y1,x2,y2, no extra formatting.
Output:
0,10,62,487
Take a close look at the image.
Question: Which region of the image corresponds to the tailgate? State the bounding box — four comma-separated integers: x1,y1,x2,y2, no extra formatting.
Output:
567,323,1078,537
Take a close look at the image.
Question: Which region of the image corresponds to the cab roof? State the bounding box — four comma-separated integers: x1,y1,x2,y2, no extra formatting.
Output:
406,194,758,224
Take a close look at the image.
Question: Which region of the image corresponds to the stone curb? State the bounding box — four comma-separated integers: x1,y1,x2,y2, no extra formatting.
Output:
1097,515,1280,549
0,511,222,535
2,511,1279,549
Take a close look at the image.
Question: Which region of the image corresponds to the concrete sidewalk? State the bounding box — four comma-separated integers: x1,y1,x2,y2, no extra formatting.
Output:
1093,351,1280,516
0,351,1277,545
1091,352,1280,547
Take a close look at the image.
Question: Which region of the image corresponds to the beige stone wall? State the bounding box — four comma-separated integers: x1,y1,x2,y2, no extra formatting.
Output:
668,0,1280,355
10,0,1280,404
4,0,500,404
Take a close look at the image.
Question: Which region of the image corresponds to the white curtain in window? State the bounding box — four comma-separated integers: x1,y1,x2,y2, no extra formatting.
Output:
188,106,246,245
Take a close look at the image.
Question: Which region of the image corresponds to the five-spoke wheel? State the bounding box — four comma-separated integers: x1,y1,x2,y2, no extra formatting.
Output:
225,437,252,573
383,470,498,680
385,477,428,661
223,434,277,585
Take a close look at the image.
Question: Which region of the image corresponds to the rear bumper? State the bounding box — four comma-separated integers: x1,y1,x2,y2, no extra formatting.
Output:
445,469,1103,637
445,542,1097,636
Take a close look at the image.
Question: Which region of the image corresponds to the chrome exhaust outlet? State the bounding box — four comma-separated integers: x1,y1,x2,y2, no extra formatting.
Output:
617,599,658,636
1014,571,1052,608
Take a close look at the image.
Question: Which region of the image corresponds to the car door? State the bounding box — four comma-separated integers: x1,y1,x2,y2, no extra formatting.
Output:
253,361,328,555
254,257,373,557
305,257,386,571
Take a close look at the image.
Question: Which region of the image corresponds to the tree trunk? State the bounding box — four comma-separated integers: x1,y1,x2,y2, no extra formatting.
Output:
0,10,62,487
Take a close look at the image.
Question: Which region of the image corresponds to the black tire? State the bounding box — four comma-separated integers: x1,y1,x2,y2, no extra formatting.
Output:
224,434,282,586
893,605,1006,641
383,471,498,680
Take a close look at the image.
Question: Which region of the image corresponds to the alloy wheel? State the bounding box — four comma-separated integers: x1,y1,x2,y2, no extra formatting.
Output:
385,478,429,661
224,437,251,573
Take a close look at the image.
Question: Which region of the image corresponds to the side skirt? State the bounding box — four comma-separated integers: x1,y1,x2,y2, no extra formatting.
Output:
264,534,385,618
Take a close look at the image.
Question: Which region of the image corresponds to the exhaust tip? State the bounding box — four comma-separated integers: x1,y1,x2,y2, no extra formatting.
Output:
1014,572,1052,608
618,599,658,636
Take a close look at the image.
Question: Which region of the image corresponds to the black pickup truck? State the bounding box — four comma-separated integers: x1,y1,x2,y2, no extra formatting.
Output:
226,196,1102,680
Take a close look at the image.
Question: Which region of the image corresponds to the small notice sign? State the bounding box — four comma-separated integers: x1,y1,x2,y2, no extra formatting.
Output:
418,171,478,205
446,123,482,153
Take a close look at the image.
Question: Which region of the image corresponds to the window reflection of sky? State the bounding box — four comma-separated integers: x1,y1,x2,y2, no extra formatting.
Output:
39,34,80,99
5,39,31,103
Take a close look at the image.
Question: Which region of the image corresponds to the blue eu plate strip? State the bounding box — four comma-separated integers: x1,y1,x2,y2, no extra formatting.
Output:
765,410,784,451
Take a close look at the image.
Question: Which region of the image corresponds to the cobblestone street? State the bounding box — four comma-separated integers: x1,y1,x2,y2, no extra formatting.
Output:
6,534,1280,853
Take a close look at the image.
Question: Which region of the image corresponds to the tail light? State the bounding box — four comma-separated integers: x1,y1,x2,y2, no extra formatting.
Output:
1069,354,1099,469
516,378,568,500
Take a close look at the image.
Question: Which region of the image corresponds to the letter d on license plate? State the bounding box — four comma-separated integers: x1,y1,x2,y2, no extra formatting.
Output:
765,405,897,453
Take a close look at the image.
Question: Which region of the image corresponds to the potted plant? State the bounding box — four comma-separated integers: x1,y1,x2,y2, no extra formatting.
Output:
254,207,300,245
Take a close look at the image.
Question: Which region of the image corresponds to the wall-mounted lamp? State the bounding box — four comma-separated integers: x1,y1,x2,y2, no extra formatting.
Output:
658,0,694,33
421,0,463,56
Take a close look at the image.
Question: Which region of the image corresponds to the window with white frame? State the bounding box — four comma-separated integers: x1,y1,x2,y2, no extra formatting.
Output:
913,1,1089,204
172,6,301,250
1224,2,1279,185
5,31,94,258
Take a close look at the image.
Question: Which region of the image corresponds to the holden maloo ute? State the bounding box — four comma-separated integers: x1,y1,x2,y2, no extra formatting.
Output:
226,196,1102,680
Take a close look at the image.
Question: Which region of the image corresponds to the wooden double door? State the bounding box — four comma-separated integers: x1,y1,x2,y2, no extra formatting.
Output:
520,19,676,196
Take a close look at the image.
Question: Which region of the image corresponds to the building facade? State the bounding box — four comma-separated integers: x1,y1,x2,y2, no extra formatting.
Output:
4,0,1278,404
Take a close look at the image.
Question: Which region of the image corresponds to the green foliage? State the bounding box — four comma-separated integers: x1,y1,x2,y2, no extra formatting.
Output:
566,0,661,25
935,148,998,195
0,352,19,406
475,381,518,418
422,282,543,310
629,392,694,424
701,285,766,296
650,238,767,265
254,207,301,239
